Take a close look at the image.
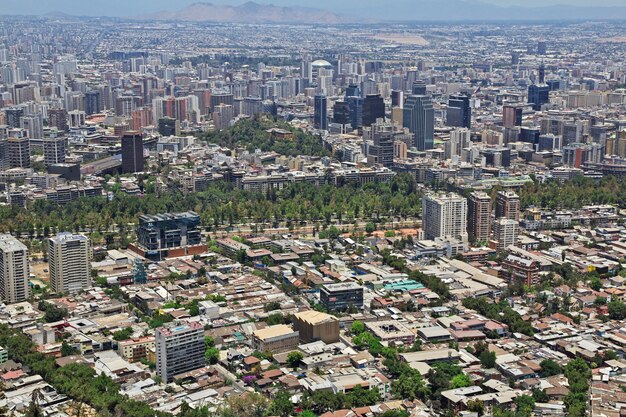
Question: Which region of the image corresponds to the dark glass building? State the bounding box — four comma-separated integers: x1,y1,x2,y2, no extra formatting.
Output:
446,94,471,128
121,131,144,173
362,94,385,126
528,85,550,111
314,94,328,130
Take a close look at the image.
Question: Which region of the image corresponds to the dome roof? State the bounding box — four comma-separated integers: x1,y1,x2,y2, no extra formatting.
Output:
311,59,332,67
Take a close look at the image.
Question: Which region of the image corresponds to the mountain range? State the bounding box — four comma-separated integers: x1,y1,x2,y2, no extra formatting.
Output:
133,2,346,24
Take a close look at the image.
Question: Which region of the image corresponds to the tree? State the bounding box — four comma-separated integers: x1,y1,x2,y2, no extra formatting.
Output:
539,359,562,377
589,276,602,291
532,388,549,403
514,395,535,417
112,327,134,341
392,366,430,401
60,341,79,357
351,320,365,335
221,392,268,417
365,222,376,235
268,391,293,417
467,399,484,416
608,300,626,320
205,347,219,364
479,350,496,369
287,351,303,368
451,373,473,388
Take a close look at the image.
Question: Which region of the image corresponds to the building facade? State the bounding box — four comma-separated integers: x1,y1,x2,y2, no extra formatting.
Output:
0,234,29,304
48,232,91,294
156,322,205,382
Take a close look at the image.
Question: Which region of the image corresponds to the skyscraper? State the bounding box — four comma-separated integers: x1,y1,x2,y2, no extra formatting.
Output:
85,91,101,115
445,128,471,160
332,101,350,125
467,192,492,244
43,137,66,167
403,95,434,151
362,94,385,127
156,321,205,382
0,234,29,304
502,102,524,128
121,131,144,174
493,218,519,252
48,232,91,294
347,96,363,130
528,85,550,111
314,94,328,130
422,193,468,241
412,80,426,95
391,90,404,108
446,94,471,128
8,137,30,168
495,191,520,221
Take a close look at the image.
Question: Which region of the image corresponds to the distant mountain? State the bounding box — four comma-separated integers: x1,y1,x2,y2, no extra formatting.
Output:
350,0,626,21
133,1,347,24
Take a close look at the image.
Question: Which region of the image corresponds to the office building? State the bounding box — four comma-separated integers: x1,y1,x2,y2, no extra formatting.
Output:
210,92,234,111
320,282,364,312
292,310,340,343
445,128,470,159
362,94,385,126
43,137,66,167
48,232,91,294
412,80,426,95
347,96,363,129
48,109,69,132
422,193,468,241
502,103,524,128
403,95,434,151
528,85,550,111
156,321,205,382
495,191,520,221
251,324,300,354
0,234,29,304
134,212,203,261
446,94,471,128
5,108,23,129
467,191,492,244
158,117,180,137
368,122,394,167
333,101,350,125
0,140,9,171
212,104,233,130
391,90,404,108
8,137,29,168
493,219,519,252
537,41,547,55
85,91,101,115
121,131,144,174
314,94,328,130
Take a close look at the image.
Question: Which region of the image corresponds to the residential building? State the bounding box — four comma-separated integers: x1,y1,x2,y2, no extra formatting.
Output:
0,234,29,304
48,232,91,293
493,219,519,252
156,321,205,382
422,193,468,241
495,191,520,221
468,191,492,244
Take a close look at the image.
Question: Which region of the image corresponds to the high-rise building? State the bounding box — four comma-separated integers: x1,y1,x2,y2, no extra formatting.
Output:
156,321,205,382
212,104,233,130
422,193,468,241
43,137,66,167
467,192,492,244
502,102,524,128
412,80,427,95
314,94,328,130
391,90,404,108
157,117,180,137
0,234,29,304
85,91,101,115
346,96,363,129
446,94,471,128
495,191,520,221
493,218,518,252
369,123,394,167
121,131,144,174
8,137,29,168
48,232,91,294
5,108,23,129
332,101,350,125
362,94,385,127
528,85,550,111
48,109,69,132
537,41,547,55
445,128,470,159
403,95,434,151
538,63,545,84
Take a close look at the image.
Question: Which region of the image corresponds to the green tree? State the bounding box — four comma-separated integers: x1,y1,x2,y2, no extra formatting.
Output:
539,359,562,377
479,350,496,368
268,391,293,417
205,347,219,364
451,373,473,388
287,351,304,368
608,300,626,320
351,320,365,335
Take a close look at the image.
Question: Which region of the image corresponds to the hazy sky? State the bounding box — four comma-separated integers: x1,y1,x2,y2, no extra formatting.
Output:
1,0,625,16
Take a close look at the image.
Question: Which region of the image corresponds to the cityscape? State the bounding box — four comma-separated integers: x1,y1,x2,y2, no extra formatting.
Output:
1,2,626,417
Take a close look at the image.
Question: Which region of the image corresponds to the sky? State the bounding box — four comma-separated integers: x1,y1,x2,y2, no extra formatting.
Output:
1,0,625,17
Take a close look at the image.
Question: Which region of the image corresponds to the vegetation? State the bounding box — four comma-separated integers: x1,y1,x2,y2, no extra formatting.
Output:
539,359,562,377
38,301,68,323
112,327,134,341
564,359,591,417
0,324,169,417
201,116,331,157
462,297,534,336
519,176,626,209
